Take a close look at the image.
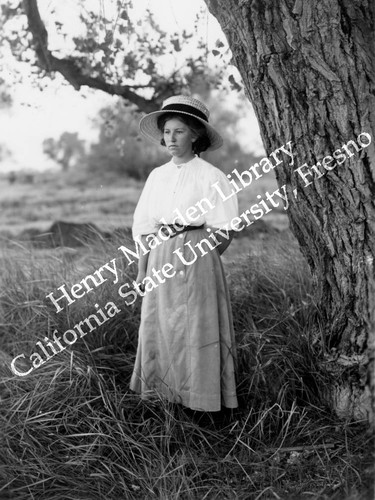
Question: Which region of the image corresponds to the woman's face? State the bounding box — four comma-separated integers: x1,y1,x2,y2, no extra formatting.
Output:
163,117,197,161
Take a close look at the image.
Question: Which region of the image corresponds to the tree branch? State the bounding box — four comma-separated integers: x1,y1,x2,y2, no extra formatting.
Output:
22,0,160,112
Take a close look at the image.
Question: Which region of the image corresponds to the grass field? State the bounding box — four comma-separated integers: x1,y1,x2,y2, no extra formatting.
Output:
0,164,286,237
0,169,373,499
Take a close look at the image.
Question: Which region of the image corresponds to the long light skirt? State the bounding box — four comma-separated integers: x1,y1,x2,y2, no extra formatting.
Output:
129,228,238,411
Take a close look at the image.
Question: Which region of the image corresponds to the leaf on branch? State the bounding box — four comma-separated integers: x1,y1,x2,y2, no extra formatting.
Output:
105,32,114,45
171,38,181,52
228,74,242,92
120,10,129,21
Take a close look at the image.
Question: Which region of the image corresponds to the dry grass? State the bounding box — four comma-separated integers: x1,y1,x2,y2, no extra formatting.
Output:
0,162,282,239
0,170,140,237
0,232,373,499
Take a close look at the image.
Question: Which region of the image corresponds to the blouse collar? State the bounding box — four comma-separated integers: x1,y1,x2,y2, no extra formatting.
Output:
171,155,198,168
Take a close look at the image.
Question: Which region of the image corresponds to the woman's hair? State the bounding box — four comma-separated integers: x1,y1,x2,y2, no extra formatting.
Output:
157,113,211,155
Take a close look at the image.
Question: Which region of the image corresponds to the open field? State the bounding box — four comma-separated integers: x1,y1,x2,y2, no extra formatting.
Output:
0,165,286,239
0,170,141,237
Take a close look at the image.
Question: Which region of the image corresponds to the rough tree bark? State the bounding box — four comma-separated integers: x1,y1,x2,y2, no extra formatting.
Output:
204,0,375,422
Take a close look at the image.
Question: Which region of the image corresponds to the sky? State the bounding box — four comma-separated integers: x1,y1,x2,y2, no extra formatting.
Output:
0,0,264,172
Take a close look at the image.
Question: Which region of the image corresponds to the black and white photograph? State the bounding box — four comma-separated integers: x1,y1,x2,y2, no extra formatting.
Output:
0,0,374,498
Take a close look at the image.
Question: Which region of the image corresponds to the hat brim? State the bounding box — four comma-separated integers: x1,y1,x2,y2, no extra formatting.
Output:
139,110,223,151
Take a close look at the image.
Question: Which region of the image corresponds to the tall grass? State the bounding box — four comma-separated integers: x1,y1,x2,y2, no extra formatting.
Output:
0,234,373,499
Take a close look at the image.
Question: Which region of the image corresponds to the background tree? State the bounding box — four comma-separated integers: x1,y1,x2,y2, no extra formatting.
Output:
86,102,166,180
86,81,261,180
202,0,375,421
0,143,11,162
0,77,12,109
1,0,227,111
43,132,85,171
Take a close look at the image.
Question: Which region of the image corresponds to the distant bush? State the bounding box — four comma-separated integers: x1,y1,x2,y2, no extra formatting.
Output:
86,103,168,180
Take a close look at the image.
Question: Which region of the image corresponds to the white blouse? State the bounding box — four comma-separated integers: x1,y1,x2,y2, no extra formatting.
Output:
132,156,238,239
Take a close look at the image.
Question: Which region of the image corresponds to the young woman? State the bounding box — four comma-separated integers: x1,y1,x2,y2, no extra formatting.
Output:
130,95,238,412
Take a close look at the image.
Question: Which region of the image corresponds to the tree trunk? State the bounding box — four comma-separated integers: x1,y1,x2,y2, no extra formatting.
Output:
204,0,375,422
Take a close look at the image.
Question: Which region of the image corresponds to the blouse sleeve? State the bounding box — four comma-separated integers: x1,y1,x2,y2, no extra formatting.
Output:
204,167,239,229
132,168,157,239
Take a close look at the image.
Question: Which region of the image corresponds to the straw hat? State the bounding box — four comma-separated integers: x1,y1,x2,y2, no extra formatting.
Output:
139,95,223,151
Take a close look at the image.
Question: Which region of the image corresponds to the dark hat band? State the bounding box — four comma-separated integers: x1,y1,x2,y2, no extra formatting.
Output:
162,103,208,122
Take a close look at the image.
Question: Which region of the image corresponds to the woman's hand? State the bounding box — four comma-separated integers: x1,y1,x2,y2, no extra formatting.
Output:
135,271,147,294
136,271,147,283
135,234,150,294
